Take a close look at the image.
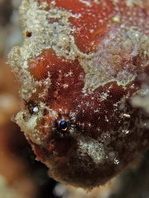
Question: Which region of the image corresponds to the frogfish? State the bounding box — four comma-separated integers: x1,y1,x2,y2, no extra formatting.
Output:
8,0,149,188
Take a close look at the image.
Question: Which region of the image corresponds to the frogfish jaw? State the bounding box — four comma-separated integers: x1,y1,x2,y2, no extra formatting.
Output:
27,82,149,188
8,0,149,189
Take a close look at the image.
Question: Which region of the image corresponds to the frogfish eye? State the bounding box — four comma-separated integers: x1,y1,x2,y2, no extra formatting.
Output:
58,120,68,131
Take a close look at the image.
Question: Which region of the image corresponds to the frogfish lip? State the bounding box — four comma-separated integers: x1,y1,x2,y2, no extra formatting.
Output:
42,135,111,188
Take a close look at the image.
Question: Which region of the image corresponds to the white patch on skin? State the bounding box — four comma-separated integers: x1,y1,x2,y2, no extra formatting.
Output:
79,0,92,7
15,109,43,144
93,0,100,3
82,27,149,93
19,0,84,60
126,0,143,7
111,0,119,4
78,137,106,164
15,102,59,145
8,46,37,100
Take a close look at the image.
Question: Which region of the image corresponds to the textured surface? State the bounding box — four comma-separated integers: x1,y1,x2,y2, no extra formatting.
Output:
8,0,149,188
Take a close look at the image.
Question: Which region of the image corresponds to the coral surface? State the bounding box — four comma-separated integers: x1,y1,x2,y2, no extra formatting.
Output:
8,0,149,188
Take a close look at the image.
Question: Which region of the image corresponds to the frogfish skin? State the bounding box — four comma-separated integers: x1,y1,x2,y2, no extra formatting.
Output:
8,0,149,188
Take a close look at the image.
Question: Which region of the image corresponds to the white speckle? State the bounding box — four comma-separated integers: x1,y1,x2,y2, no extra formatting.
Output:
135,33,139,37
50,0,56,6
112,15,121,23
105,116,109,122
63,83,69,88
79,0,92,7
123,113,131,118
65,71,73,77
94,109,99,113
88,123,91,127
122,129,130,134
90,29,94,33
33,107,39,113
114,158,120,165
59,108,63,112
100,92,109,101
85,102,90,106
143,122,149,128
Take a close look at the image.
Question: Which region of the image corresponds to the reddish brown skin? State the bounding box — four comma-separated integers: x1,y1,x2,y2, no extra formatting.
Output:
12,0,149,188
38,0,149,52
30,50,126,139
29,49,149,187
38,0,114,53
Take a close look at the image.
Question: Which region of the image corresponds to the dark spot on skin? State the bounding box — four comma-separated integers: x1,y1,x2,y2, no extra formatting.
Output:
26,31,32,37
24,100,38,115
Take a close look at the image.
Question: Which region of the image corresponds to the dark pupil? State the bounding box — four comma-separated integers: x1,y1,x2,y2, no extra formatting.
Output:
59,120,68,131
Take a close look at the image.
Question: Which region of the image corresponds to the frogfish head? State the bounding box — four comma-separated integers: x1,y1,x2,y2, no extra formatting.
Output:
12,49,147,188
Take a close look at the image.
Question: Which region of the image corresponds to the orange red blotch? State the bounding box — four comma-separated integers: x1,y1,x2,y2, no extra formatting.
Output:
29,49,85,107
38,0,114,53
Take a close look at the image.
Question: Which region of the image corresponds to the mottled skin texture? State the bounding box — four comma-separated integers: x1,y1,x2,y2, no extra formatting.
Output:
38,0,114,53
9,0,149,188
